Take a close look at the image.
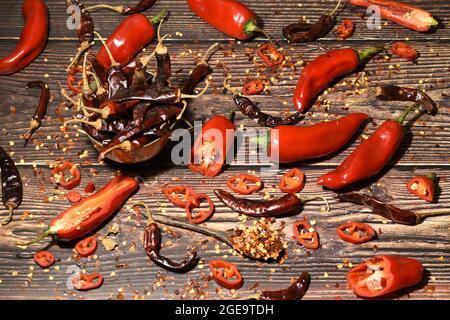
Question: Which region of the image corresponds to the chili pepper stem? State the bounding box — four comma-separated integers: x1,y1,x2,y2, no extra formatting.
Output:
132,202,155,224
223,77,239,95
94,31,119,67
99,141,133,161
16,229,53,246
85,4,124,13
200,43,220,65
87,71,106,96
358,47,384,63
82,52,91,95
180,81,210,99
298,196,330,212
60,88,79,106
237,293,261,300
329,0,342,16
426,173,438,182
1,207,14,226
415,209,450,223
151,9,168,25
22,119,40,146
66,41,93,73
176,101,188,121
244,20,278,46
65,118,103,131
396,104,422,125
429,17,439,29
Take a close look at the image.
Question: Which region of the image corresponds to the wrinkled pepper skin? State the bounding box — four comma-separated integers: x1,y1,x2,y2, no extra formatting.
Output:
317,120,404,189
0,0,49,75
269,113,368,163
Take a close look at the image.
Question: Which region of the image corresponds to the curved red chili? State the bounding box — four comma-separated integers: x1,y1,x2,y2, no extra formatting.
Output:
293,219,320,250
279,168,305,194
336,19,354,40
72,272,104,291
257,44,285,67
75,236,98,257
336,222,376,244
227,174,262,195
51,162,81,191
0,0,49,75
391,42,419,61
34,251,55,268
186,193,215,224
209,260,244,290
406,174,436,203
242,80,264,95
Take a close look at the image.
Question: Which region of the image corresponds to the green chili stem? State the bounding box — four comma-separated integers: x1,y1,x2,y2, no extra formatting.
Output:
416,209,450,222
426,173,438,182
151,9,168,25
16,229,52,246
396,104,422,125
358,47,383,64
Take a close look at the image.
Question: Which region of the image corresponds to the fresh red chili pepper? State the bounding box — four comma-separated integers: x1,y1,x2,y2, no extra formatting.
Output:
20,175,139,245
67,191,82,203
163,185,196,209
67,66,83,94
257,44,285,67
391,42,419,61
336,19,354,40
75,236,98,257
227,174,262,195
279,168,305,194
406,173,436,203
293,219,320,250
84,182,96,194
51,162,81,191
72,272,104,291
347,255,423,298
34,251,55,268
187,0,263,40
294,47,381,113
189,114,235,177
349,0,438,32
242,80,264,95
209,260,244,290
186,193,215,224
0,0,49,75
336,222,376,244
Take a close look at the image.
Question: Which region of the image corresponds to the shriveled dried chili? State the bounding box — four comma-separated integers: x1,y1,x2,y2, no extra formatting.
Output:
23,81,50,146
0,147,23,226
375,85,437,115
257,272,310,300
87,0,157,15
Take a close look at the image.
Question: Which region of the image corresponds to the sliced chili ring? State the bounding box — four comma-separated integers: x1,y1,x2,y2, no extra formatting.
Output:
209,260,244,290
51,161,81,190
67,191,82,203
34,251,55,268
336,19,354,40
84,182,96,194
391,42,419,61
227,174,263,195
186,193,215,224
279,168,305,193
406,175,436,203
188,139,223,177
242,80,264,95
72,272,104,291
293,219,319,250
67,66,83,94
336,222,376,244
75,236,98,257
163,185,196,208
257,44,285,67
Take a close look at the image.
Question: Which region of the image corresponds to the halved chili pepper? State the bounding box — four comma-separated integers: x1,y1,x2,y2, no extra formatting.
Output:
279,168,305,194
67,191,82,203
51,162,81,191
209,260,244,290
391,42,419,61
67,66,83,94
186,193,215,224
242,80,264,95
336,19,354,40
163,185,196,209
293,219,319,250
227,174,262,195
336,222,376,244
347,255,423,298
34,251,55,268
72,272,104,291
75,236,98,257
257,44,285,67
406,174,437,203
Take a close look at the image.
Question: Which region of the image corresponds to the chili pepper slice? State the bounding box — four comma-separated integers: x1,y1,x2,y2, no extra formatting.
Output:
257,44,285,67
209,260,244,290
163,186,196,209
34,251,55,268
293,219,319,250
67,191,82,203
67,66,83,94
84,182,96,194
390,42,419,61
75,236,98,257
72,272,104,291
406,174,436,203
51,162,81,191
227,174,262,195
279,168,305,194
186,193,215,224
336,19,354,39
336,222,376,244
242,80,264,95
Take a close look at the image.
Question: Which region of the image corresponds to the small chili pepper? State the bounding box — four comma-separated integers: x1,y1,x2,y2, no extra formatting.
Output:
258,272,310,300
186,193,215,224
390,42,419,61
279,168,305,194
72,272,104,291
86,0,157,15
227,174,262,195
75,236,98,257
209,260,244,290
294,47,382,113
214,189,328,218
406,173,437,203
336,19,354,40
0,0,49,75
67,66,83,94
163,186,196,208
19,175,138,245
375,85,437,115
84,182,96,193
51,162,81,191
34,251,55,268
67,191,82,203
347,255,423,298
336,222,376,244
349,0,438,32
257,44,285,67
154,24,172,88
242,80,264,95
22,81,50,146
293,219,319,250
0,147,23,226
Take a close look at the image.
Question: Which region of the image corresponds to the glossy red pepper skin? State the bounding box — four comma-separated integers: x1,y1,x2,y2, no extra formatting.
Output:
391,42,419,61
317,120,404,189
0,0,49,75
268,113,368,163
96,14,155,69
347,255,423,298
336,222,376,244
209,260,244,290
187,0,259,40
349,0,438,32
406,175,435,202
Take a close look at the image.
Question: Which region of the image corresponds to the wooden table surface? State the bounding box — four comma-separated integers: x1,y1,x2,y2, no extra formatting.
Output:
0,0,449,300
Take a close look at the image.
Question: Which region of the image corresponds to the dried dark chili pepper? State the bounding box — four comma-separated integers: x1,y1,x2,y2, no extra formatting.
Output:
257,44,285,67
154,23,171,88
22,81,50,146
245,272,310,300
375,85,437,116
86,0,157,15
242,80,264,95
407,173,437,203
214,189,328,218
134,202,199,273
337,192,450,225
0,147,23,226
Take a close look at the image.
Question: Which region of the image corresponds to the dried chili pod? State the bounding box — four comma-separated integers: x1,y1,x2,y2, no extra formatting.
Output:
22,81,50,146
0,147,23,226
86,0,157,15
154,22,171,88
